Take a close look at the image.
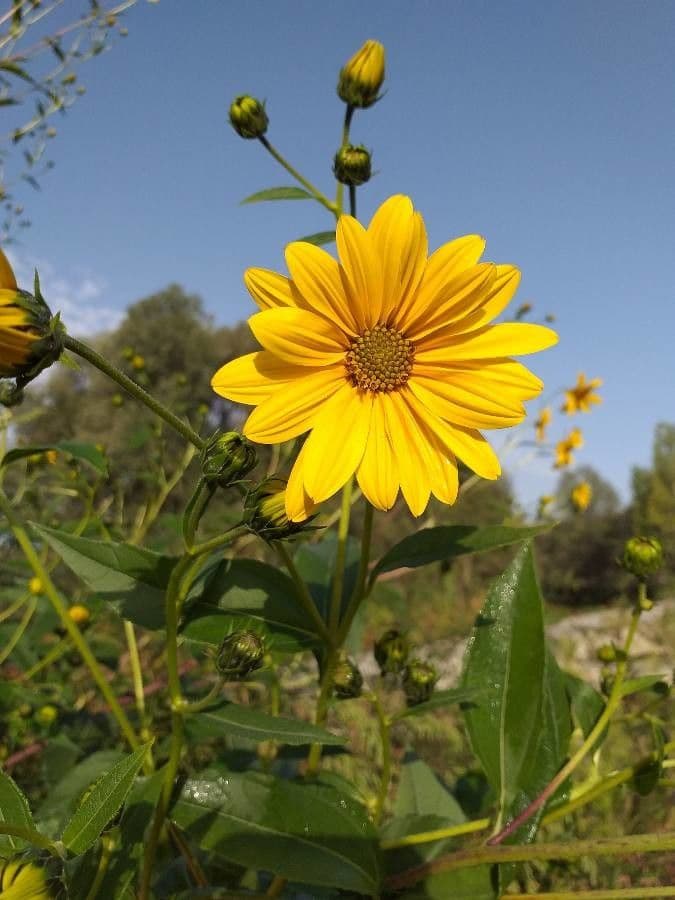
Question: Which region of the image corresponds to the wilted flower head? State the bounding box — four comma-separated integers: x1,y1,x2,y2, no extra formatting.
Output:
337,39,385,108
562,372,602,415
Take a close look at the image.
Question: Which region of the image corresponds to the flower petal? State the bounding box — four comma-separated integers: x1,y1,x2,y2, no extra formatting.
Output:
416,359,543,401
382,391,431,516
357,394,399,510
248,307,348,366
367,195,427,321
302,384,373,503
285,241,358,334
0,249,17,292
211,351,311,404
243,366,345,443
408,374,526,430
286,441,319,522
336,214,383,329
244,268,298,310
415,323,559,364
398,264,494,338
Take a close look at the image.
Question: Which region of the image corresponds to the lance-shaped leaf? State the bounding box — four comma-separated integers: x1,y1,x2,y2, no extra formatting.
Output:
393,686,481,720
241,186,314,204
185,702,345,746
295,230,336,246
172,771,381,894
369,524,549,586
0,769,35,856
61,742,152,855
31,523,176,629
2,441,108,475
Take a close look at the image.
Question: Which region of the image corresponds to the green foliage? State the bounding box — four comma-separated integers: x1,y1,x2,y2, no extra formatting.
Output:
0,769,34,856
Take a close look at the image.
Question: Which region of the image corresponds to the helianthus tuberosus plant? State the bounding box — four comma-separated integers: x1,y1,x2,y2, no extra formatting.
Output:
0,36,672,900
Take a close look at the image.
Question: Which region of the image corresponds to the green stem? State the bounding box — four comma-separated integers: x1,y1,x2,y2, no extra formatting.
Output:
505,889,675,900
0,595,36,665
22,633,71,680
63,335,205,450
0,488,141,753
180,679,225,715
369,692,392,825
187,524,249,557
84,833,116,900
335,105,354,215
349,184,356,218
329,477,354,634
0,592,27,624
381,817,490,851
258,136,337,216
123,619,150,745
387,831,675,892
337,502,373,644
276,542,333,646
0,823,62,856
306,647,339,776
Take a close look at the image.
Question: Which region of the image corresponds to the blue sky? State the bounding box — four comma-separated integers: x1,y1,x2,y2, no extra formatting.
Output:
5,1,675,510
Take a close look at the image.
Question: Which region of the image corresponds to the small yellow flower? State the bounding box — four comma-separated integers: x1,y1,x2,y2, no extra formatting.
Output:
44,449,58,465
68,604,90,625
562,372,602,415
35,704,58,726
213,195,558,520
28,576,43,595
0,858,52,899
554,427,583,468
337,39,386,108
131,354,145,371
571,481,592,511
534,406,552,443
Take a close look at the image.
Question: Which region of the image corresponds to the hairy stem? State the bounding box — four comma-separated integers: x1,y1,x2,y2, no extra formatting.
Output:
258,136,337,215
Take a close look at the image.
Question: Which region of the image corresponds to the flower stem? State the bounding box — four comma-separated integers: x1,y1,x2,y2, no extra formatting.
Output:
329,477,354,634
369,691,392,824
258,136,338,216
335,105,354,215
0,487,141,755
276,542,333,646
63,335,205,450
0,823,62,856
505,888,675,900
337,501,374,644
0,595,36,665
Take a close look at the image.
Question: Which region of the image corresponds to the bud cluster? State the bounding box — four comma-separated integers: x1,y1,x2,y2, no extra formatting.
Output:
372,628,438,708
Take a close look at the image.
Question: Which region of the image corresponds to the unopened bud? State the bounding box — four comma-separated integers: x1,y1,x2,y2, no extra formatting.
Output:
622,536,663,580
35,704,58,726
68,604,90,626
333,144,372,186
596,644,616,663
639,595,654,612
402,659,437,707
332,656,363,699
216,631,265,680
337,40,385,109
229,95,268,139
200,431,257,488
374,629,409,675
245,477,309,541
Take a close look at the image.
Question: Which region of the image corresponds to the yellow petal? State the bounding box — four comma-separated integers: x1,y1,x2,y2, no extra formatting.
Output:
382,391,431,516
211,351,310,404
243,366,344,443
424,431,459,504
357,394,399,510
367,195,427,321
244,268,298,310
0,248,17,291
415,323,559,364
399,264,494,337
442,264,521,336
249,307,348,366
286,441,319,522
416,359,543,401
336,214,383,329
408,374,525,430
302,383,373,503
285,241,358,334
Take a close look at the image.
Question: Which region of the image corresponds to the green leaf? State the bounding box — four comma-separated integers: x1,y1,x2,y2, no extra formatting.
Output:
397,866,497,900
296,230,336,246
620,674,668,698
241,186,314,204
2,441,108,475
61,742,151,855
293,533,360,624
564,672,605,738
173,771,381,894
370,524,549,585
394,757,465,822
461,543,570,843
185,702,345,746
0,769,35,857
31,523,176,629
394,687,481,720
181,558,321,652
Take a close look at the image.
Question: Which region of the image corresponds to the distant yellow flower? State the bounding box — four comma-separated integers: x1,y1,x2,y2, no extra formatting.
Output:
0,858,52,899
338,39,386,108
212,195,558,520
68,604,90,625
28,576,43,595
538,494,555,516
131,354,145,371
571,481,592,511
562,372,602,415
555,427,583,468
44,450,57,465
534,406,552,443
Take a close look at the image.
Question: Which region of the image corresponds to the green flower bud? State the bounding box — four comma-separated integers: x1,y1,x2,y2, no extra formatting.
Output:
639,595,654,612
374,629,409,675
402,659,437,707
35,704,58,726
200,431,257,488
333,144,372,186
332,655,363,700
111,393,124,407
596,643,616,663
621,536,663,580
216,631,265,680
229,95,268,139
337,40,385,109
245,477,310,541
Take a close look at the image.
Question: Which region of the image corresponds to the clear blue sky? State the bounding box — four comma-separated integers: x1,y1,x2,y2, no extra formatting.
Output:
6,0,675,510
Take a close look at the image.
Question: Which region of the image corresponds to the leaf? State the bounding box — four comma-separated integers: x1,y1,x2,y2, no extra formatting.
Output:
397,866,497,900
394,756,465,822
61,743,151,855
293,533,361,624
370,524,549,585
461,543,570,842
296,230,336,246
620,674,668,698
2,441,108,475
0,769,35,856
394,687,481,720
185,702,345,746
564,672,605,738
31,523,176,629
241,186,314,204
173,771,381,894
181,558,321,652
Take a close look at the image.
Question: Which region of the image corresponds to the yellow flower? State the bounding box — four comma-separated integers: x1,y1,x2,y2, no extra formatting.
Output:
534,406,552,443
554,427,583,467
68,604,90,625
571,481,592,511
0,858,52,899
131,354,145,371
337,39,386,108
562,372,602,415
212,196,558,521
28,576,43,595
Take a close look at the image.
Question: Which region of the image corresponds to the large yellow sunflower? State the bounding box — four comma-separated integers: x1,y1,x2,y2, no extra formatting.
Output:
212,195,558,521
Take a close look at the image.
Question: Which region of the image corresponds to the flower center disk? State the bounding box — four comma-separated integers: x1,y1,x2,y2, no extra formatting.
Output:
345,323,414,392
